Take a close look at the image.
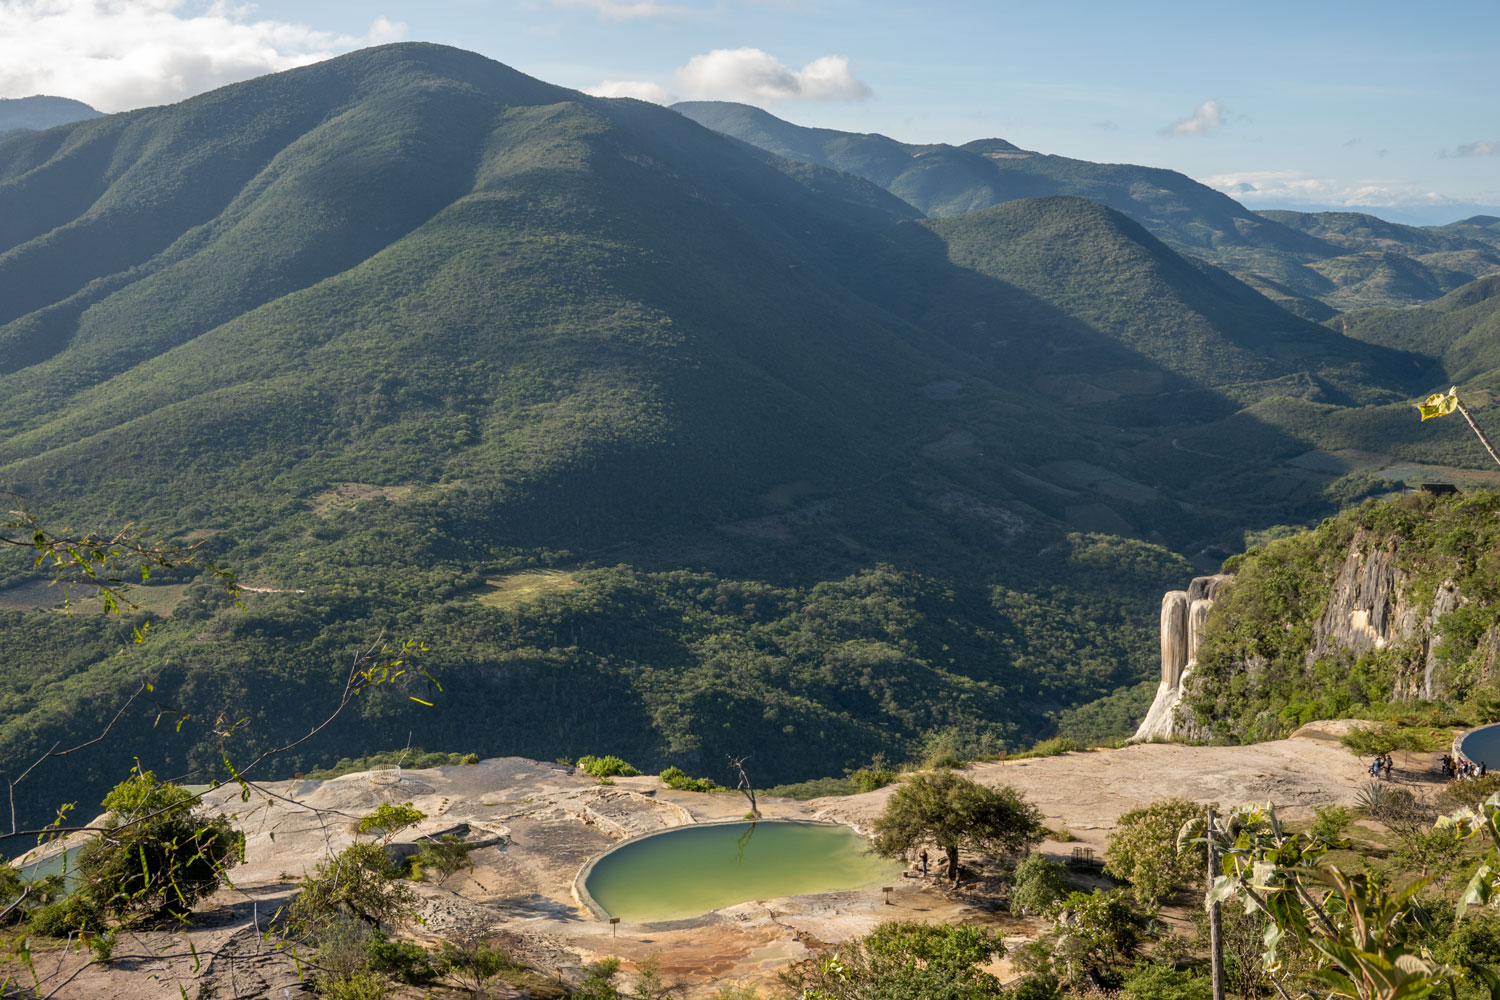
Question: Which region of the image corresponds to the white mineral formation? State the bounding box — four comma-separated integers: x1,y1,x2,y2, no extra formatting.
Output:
1133,575,1232,741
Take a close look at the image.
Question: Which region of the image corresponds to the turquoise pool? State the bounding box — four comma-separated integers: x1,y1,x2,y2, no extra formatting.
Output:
581,820,902,923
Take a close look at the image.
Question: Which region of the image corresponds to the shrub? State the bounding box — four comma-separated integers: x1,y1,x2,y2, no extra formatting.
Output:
661,766,716,792
319,971,389,1000
850,758,898,793
1311,804,1354,840
576,755,641,779
414,834,473,886
1123,963,1213,1000
1028,737,1083,757
73,771,242,921
365,932,437,985
1011,852,1068,916
1104,797,1204,906
291,842,417,931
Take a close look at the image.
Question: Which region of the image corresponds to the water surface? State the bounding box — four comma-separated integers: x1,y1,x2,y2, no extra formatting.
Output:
1461,724,1500,769
583,820,901,922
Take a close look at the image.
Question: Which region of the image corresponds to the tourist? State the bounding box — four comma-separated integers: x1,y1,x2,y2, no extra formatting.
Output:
1383,754,1393,779
921,850,928,877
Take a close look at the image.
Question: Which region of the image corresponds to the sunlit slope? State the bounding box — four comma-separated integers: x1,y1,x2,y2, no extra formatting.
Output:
0,46,962,540
920,197,1411,404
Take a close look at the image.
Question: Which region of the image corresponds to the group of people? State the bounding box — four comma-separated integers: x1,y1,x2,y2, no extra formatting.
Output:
1368,754,1394,779
1440,754,1488,780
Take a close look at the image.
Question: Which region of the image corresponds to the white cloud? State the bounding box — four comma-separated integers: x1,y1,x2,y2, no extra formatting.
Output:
584,47,869,108
1160,98,1226,136
674,48,869,101
0,1,406,113
549,0,691,20
1444,140,1500,158
1199,169,1448,208
584,79,677,103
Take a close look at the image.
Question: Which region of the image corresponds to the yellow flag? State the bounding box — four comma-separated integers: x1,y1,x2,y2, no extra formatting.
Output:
1418,387,1459,421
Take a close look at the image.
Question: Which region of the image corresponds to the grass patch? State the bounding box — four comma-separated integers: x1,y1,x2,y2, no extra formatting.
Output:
0,581,192,616
307,482,418,517
474,570,580,609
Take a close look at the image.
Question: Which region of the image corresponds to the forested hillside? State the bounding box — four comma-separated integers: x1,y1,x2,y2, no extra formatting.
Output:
0,43,1477,830
677,101,1500,312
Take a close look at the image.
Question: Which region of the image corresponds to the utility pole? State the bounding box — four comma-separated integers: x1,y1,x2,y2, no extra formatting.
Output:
1207,806,1226,1000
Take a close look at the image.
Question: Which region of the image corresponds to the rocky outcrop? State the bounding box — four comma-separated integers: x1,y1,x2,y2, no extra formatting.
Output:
1309,532,1463,700
1133,574,1232,741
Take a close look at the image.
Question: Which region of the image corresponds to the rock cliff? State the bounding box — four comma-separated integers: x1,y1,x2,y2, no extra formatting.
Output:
1140,492,1500,743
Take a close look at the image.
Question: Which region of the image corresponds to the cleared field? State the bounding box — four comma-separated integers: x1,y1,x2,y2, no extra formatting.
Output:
0,580,192,616
473,570,579,609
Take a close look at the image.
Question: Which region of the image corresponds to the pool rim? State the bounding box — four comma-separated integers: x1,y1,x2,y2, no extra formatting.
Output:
1457,722,1500,769
570,816,883,923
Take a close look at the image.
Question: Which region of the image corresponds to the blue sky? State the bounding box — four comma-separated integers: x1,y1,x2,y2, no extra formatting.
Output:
2,0,1496,222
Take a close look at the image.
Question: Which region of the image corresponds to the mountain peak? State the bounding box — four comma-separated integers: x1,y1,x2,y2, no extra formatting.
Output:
0,95,103,133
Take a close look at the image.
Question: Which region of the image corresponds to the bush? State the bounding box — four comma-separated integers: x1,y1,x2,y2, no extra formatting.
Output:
576,755,641,778
291,842,417,931
1011,853,1068,916
1311,804,1354,840
661,766,716,792
26,900,99,938
850,757,898,793
319,971,389,1000
1104,797,1204,906
1026,737,1084,758
73,771,242,921
365,932,437,985
1123,963,1213,1000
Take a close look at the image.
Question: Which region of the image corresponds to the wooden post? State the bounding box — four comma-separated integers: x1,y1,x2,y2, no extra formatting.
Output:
610,917,620,938
1207,806,1225,1000
1455,400,1500,470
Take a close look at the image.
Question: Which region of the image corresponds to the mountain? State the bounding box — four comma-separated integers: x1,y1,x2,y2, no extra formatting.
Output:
673,100,1324,255
0,95,102,137
0,43,1439,828
674,102,1500,312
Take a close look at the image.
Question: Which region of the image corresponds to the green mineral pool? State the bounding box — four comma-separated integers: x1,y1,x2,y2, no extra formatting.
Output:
580,820,902,923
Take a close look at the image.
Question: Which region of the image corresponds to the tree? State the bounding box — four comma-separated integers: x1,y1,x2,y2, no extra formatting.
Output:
1104,797,1205,906
1046,888,1140,987
415,833,474,887
872,771,1042,881
290,842,417,931
356,802,426,844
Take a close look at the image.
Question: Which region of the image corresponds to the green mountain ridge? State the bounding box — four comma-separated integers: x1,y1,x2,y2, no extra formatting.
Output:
674,101,1500,312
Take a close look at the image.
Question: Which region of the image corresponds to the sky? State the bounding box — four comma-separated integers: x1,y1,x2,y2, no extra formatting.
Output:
2,0,1497,224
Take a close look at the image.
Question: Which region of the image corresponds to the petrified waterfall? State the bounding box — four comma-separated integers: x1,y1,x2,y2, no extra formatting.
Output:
1133,574,1232,741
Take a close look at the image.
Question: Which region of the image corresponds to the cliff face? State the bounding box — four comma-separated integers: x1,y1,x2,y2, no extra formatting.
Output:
1309,532,1466,701
1147,492,1500,743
